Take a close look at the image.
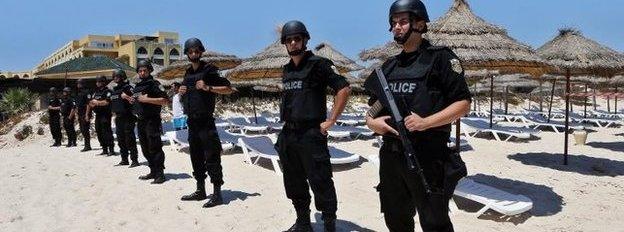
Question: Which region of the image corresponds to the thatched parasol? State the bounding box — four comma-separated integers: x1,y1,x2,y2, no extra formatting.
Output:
314,43,364,73
155,50,242,80
537,28,624,165
360,0,550,77
227,40,289,80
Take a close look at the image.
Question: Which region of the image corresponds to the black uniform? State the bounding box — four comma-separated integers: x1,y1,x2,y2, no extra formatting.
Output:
91,86,115,154
276,51,349,222
47,96,63,145
60,96,77,146
111,81,138,164
132,76,167,177
365,40,471,232
76,88,92,150
181,61,229,188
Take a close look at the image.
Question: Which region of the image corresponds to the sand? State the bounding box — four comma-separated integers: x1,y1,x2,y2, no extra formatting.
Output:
0,99,623,231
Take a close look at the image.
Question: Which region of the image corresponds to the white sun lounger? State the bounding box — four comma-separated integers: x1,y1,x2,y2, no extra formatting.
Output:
454,178,533,217
569,112,620,128
517,114,584,134
166,128,240,152
238,136,360,174
461,118,536,141
228,117,269,134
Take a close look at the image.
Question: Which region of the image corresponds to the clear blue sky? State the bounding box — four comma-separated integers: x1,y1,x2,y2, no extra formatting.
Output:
0,0,622,71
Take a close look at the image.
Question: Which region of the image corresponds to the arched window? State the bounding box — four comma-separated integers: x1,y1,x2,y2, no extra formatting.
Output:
169,48,180,61
153,47,165,65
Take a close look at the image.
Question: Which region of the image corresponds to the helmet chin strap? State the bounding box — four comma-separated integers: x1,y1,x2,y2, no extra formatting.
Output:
287,45,307,56
394,21,426,45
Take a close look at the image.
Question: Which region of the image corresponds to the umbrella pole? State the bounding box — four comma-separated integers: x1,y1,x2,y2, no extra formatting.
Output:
539,82,544,112
616,86,619,113
504,86,509,115
564,69,570,165
251,89,258,124
489,74,494,128
548,79,556,123
607,96,611,113
584,84,588,118
593,86,597,110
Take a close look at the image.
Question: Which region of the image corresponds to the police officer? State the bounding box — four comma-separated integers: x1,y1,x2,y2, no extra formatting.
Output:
76,79,92,152
276,21,351,232
47,87,63,147
177,38,235,207
111,69,139,167
364,1,471,231
125,60,169,184
87,76,116,156
60,87,77,147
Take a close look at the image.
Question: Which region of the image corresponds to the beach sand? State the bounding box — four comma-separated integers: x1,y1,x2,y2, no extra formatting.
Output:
1,100,623,231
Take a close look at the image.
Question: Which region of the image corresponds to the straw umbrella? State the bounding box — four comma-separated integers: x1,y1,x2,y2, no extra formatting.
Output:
314,43,364,73
155,50,242,80
227,40,289,80
610,75,624,113
537,28,624,165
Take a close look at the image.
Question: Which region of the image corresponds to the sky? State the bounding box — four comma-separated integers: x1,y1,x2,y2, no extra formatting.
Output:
0,0,623,71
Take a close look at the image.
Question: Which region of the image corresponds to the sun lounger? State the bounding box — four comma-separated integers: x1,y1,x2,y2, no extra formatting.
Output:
327,125,373,140
461,118,537,141
569,112,620,128
454,178,533,217
238,136,360,174
228,117,268,134
517,114,585,133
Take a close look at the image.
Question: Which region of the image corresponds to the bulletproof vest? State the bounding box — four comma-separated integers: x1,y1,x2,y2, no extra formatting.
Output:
48,97,61,115
91,88,112,115
60,97,74,116
132,77,162,119
182,69,215,119
383,47,450,132
75,89,90,114
111,82,132,115
280,55,327,122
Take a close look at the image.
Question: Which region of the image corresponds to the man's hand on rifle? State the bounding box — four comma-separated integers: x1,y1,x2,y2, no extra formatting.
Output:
404,112,431,132
366,115,398,136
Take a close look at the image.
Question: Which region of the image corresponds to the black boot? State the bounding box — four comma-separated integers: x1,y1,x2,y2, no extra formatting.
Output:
51,140,61,147
117,158,129,166
98,146,109,156
322,213,337,232
203,184,224,208
81,140,91,152
284,209,312,232
107,146,117,156
129,159,140,168
138,169,155,180
181,180,207,201
151,170,166,184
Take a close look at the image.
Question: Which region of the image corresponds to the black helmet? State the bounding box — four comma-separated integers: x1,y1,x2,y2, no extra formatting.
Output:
76,78,85,85
136,59,153,72
184,38,206,55
113,69,127,79
389,0,430,25
49,87,57,92
63,87,71,92
96,75,107,83
280,20,310,44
